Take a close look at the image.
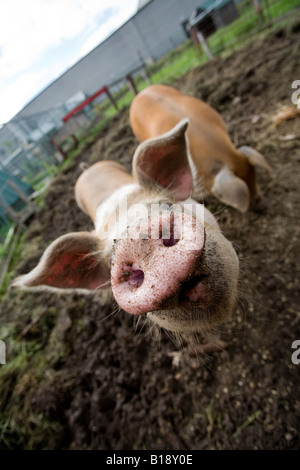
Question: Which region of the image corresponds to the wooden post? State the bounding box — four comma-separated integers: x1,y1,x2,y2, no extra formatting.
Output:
264,0,272,26
70,134,79,148
7,180,37,210
126,74,138,96
190,26,203,54
50,138,68,160
252,0,265,21
196,31,213,60
0,194,26,229
142,68,151,84
104,86,118,110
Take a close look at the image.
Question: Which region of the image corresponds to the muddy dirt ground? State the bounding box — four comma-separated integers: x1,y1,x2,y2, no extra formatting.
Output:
1,24,300,450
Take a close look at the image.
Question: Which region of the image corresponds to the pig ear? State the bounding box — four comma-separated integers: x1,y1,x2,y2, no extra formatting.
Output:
212,167,250,213
238,146,274,178
132,118,193,200
12,232,110,291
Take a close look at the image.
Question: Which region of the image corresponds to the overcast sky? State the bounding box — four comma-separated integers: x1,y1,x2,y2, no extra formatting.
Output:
0,0,139,125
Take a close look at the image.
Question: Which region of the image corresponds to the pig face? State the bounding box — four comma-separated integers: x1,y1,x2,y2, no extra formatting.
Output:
13,120,239,334
110,204,239,333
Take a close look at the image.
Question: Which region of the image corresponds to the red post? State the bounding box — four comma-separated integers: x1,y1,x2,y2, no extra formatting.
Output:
189,26,202,55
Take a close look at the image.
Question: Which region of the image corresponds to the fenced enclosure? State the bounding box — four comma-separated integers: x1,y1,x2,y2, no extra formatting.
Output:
0,0,299,290
0,0,299,188
0,0,299,452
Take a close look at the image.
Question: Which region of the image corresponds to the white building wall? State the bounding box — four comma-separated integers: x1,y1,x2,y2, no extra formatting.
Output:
14,0,205,120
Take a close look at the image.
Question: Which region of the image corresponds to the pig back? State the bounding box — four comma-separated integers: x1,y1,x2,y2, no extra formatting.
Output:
75,161,134,222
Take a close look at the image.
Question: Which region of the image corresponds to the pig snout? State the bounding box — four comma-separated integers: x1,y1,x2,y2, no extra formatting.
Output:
111,212,206,315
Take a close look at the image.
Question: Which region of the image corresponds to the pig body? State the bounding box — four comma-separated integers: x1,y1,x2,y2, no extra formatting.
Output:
13,120,239,334
130,84,272,213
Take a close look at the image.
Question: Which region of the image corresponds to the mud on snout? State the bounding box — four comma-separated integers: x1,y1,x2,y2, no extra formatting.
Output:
147,232,239,333
110,211,239,334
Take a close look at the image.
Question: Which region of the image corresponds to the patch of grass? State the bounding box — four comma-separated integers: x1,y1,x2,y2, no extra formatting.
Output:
0,296,70,449
267,0,299,19
0,318,62,449
79,0,299,123
149,42,205,85
0,230,26,300
208,0,299,54
0,222,11,244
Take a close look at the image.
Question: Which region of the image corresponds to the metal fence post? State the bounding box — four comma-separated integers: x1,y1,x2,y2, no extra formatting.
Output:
126,74,139,96
196,31,214,60
0,194,26,229
6,180,37,211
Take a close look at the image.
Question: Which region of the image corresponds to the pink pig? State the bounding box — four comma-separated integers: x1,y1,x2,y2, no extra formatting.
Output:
14,120,239,334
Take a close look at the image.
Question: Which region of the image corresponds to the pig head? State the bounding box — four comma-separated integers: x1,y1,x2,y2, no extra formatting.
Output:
13,120,239,334
130,84,273,213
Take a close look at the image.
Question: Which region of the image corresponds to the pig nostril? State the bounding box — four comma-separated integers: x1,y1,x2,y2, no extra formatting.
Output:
179,275,208,303
121,263,144,288
128,269,144,287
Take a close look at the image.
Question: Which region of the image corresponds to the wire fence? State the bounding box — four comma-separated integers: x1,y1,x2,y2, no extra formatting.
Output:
0,0,299,290
202,0,300,55
0,0,299,231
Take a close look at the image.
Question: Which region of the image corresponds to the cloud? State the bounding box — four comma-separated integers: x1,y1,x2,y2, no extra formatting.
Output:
0,69,52,123
0,0,138,123
0,0,134,81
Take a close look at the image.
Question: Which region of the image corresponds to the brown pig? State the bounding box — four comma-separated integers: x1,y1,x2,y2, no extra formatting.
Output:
13,120,239,334
130,84,272,213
